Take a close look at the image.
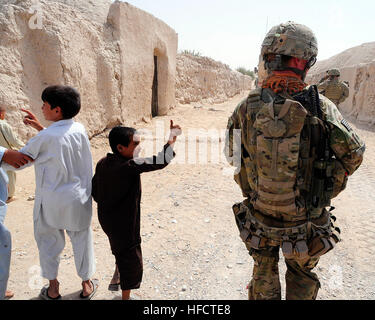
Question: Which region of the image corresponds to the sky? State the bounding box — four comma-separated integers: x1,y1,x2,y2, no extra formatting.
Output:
120,0,375,71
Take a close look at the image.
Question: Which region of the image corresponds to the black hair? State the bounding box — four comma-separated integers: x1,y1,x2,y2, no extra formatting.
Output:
41,85,81,119
109,126,137,154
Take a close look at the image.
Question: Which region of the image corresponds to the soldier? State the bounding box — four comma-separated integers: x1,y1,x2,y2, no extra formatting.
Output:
318,69,349,107
225,21,365,300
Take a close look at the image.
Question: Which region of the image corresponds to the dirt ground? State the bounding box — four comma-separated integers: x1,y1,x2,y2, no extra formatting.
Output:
4,92,375,300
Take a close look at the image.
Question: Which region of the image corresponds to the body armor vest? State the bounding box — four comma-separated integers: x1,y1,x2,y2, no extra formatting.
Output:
237,87,335,223
324,81,344,103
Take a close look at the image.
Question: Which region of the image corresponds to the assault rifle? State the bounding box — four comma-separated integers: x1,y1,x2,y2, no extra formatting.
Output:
292,85,321,118
292,86,334,210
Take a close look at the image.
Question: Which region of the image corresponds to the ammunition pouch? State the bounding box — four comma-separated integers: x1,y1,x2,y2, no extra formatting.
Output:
232,202,341,259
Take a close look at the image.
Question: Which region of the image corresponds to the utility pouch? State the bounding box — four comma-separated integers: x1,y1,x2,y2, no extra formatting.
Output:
233,203,272,251
308,233,334,258
232,203,246,233
282,236,294,260
294,235,309,259
281,234,309,260
233,203,253,245
240,221,251,242
331,227,341,243
310,160,333,209
250,230,262,250
308,228,341,258
308,211,341,258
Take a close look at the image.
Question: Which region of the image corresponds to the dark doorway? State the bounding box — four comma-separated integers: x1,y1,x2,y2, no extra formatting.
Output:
152,55,158,117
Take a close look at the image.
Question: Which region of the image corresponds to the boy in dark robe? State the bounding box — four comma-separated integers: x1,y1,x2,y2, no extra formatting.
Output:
92,120,181,300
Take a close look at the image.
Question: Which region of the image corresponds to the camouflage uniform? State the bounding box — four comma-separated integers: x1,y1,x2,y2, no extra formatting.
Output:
225,22,365,300
318,69,349,106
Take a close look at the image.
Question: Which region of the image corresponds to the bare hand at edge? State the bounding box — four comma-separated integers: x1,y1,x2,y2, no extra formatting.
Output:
2,150,34,169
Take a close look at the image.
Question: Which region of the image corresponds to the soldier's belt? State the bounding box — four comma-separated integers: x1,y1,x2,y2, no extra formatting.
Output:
232,202,340,259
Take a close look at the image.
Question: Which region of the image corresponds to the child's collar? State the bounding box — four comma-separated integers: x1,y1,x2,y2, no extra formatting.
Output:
49,119,74,127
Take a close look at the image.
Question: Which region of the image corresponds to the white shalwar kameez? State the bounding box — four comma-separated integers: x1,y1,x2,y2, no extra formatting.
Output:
4,119,95,281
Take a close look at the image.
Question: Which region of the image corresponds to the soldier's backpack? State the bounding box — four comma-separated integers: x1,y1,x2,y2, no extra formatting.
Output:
253,98,308,217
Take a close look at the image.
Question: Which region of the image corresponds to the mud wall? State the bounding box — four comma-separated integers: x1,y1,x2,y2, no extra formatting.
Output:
176,53,253,105
0,0,177,140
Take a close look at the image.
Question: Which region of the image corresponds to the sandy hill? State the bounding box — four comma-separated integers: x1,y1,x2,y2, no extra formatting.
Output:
307,42,375,125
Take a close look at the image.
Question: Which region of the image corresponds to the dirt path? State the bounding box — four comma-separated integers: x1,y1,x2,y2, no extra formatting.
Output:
4,93,375,300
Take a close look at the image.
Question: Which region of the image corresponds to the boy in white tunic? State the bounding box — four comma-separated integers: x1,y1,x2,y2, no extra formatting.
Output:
5,86,97,300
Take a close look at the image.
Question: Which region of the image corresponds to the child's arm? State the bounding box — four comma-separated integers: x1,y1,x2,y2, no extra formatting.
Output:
21,109,45,132
1,128,46,172
167,120,182,146
3,109,50,172
128,120,182,174
0,148,33,169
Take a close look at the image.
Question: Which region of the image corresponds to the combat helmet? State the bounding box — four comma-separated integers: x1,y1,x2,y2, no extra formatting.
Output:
261,21,318,79
327,68,341,77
